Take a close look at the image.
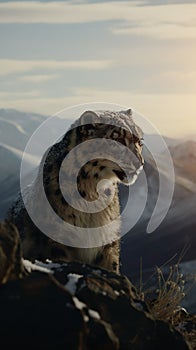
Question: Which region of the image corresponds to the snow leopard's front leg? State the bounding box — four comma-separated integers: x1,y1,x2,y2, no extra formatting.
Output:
94,240,120,273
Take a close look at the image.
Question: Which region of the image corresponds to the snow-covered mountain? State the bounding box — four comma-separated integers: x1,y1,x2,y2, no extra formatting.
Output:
170,141,196,183
0,109,46,150
121,140,196,277
0,109,45,217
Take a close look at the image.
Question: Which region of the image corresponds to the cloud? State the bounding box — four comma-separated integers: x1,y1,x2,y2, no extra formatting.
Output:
112,24,196,40
110,3,196,39
0,59,113,76
0,1,137,23
140,0,196,5
0,90,40,98
112,22,196,40
21,74,58,83
0,1,195,40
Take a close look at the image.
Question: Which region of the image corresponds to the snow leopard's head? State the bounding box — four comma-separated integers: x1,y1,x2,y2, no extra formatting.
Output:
67,109,144,186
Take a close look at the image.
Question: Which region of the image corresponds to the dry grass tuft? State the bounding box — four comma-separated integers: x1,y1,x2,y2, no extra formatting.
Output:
137,261,196,349
146,264,185,323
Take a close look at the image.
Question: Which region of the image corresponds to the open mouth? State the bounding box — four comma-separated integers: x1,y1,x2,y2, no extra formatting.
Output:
113,169,126,181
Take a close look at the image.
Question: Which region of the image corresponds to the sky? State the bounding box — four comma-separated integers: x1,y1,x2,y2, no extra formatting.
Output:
0,0,196,138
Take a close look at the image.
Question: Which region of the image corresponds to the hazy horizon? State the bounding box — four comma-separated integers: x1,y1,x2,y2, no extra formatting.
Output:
1,106,195,140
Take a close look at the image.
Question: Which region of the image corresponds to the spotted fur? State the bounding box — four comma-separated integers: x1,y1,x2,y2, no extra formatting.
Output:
7,109,144,273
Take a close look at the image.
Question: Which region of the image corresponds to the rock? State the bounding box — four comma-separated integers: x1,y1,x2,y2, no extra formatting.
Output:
0,221,24,283
0,258,192,350
0,221,194,349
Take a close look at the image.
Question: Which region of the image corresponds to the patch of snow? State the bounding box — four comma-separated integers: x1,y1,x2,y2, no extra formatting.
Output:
65,273,83,295
84,315,89,322
120,290,125,294
72,297,89,322
23,259,54,274
88,309,101,320
72,297,101,321
174,307,188,315
0,142,40,166
114,290,120,296
35,260,62,270
0,117,27,135
73,296,87,310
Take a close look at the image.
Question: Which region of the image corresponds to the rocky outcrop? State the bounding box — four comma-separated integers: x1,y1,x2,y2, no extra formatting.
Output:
0,221,24,284
0,222,195,349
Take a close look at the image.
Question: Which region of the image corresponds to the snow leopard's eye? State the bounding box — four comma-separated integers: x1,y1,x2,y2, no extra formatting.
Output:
112,132,119,139
111,131,125,145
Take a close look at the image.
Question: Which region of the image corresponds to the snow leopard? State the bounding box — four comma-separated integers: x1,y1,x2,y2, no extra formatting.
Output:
7,109,144,273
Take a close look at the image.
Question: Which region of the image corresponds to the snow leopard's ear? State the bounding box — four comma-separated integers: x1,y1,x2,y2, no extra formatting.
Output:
80,110,99,126
125,109,132,117
79,111,99,138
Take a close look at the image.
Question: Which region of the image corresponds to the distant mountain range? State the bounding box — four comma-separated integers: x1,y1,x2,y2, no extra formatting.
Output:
0,108,195,276
0,109,45,218
121,136,196,276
